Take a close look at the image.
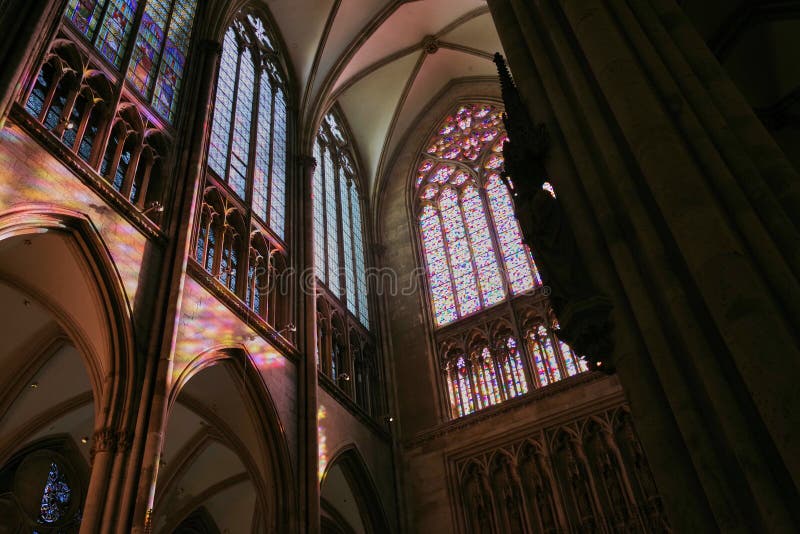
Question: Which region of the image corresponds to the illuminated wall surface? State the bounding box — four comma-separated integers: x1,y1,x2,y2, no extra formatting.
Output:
0,126,148,305
174,276,298,459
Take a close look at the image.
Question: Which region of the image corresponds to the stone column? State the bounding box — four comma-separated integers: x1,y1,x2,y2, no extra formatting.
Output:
298,154,321,534
79,429,117,534
121,37,222,534
486,0,800,531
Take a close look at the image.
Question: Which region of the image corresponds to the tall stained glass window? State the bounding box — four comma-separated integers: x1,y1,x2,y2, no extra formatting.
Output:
314,111,370,328
206,13,288,240
417,103,540,327
423,104,590,420
63,0,197,122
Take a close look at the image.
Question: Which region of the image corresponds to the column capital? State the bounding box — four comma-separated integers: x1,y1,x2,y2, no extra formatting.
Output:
198,39,223,55
298,154,317,170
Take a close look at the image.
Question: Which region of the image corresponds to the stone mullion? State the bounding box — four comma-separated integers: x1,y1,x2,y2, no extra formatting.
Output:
72,96,96,155
37,66,66,123
51,80,81,137
121,141,144,199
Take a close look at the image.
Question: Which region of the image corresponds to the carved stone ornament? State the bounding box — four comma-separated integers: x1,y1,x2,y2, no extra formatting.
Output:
494,52,614,372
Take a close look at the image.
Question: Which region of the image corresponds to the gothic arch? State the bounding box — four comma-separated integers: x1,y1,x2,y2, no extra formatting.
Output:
0,205,137,434
321,445,390,534
165,346,295,532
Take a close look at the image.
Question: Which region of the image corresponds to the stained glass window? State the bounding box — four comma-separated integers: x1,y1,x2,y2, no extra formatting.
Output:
314,110,370,328
65,0,107,40
63,0,197,121
525,324,585,388
206,14,288,234
39,462,71,523
445,340,530,418
417,103,541,327
94,0,138,68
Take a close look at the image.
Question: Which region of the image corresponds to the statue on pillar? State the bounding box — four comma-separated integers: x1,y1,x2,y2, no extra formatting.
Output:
494,52,614,372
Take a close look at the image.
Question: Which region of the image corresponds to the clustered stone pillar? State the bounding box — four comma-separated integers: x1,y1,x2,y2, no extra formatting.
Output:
298,153,321,534
124,38,222,534
486,0,800,531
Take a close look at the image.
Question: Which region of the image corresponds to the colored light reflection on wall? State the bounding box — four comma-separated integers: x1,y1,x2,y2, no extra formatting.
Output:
0,126,148,308
318,405,327,481
172,277,286,384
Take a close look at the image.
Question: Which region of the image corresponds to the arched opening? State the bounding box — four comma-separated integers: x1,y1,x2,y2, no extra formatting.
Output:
155,351,292,533
0,210,136,532
320,447,389,534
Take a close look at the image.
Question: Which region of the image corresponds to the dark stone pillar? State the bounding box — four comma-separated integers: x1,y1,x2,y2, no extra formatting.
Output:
486,0,800,531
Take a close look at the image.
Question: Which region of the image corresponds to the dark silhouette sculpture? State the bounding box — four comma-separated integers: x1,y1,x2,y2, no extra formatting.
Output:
494,52,614,373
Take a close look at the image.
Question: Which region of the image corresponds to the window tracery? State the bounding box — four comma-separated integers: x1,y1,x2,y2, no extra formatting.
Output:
22,0,195,223
417,103,541,328
206,14,288,240
191,10,290,333
418,103,591,419
314,110,369,328
313,109,381,415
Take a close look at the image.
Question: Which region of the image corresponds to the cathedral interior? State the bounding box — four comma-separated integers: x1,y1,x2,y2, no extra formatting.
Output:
0,0,799,532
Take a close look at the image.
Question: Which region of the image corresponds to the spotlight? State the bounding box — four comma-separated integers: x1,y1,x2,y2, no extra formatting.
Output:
29,382,39,389
65,121,75,130
383,415,394,423
339,373,350,382
80,436,89,444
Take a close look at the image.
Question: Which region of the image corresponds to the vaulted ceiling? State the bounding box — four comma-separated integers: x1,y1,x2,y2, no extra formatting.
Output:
266,0,504,197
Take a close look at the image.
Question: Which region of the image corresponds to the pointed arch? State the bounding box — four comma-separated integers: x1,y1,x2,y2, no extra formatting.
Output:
0,206,136,431
321,444,390,534
167,345,295,532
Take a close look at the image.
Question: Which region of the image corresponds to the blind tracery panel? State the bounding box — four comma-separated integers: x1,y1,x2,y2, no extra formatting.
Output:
206,14,288,240
314,111,370,328
417,103,540,327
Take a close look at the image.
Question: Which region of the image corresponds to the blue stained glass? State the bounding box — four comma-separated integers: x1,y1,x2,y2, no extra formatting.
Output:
229,49,254,198
95,0,138,68
127,0,167,92
324,146,340,295
25,63,53,119
341,178,354,303
152,0,197,121
65,0,106,39
313,140,326,281
269,88,287,238
39,462,71,523
208,29,237,178
253,76,273,222
352,184,369,327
